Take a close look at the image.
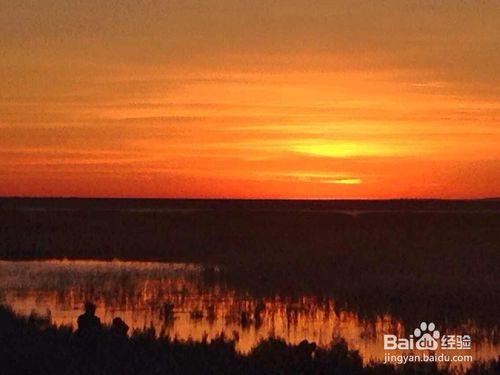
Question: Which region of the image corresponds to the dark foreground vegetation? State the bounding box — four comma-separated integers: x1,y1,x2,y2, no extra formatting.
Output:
0,306,497,375
1,198,499,330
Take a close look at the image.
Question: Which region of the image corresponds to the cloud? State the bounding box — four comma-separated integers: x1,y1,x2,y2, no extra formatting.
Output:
0,1,499,198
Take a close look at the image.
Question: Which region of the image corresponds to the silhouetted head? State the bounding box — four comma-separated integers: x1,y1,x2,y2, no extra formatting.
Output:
84,301,96,315
297,339,317,357
112,317,129,336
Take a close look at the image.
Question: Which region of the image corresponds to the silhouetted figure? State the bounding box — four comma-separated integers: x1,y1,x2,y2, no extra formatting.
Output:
110,317,129,338
296,339,317,361
76,302,102,339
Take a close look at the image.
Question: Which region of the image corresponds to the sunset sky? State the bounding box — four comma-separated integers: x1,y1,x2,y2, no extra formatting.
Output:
1,1,499,198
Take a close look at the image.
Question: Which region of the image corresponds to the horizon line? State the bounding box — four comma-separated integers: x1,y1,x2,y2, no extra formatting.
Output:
1,195,499,202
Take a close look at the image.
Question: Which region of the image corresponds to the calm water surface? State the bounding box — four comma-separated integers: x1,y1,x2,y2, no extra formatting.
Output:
0,260,497,366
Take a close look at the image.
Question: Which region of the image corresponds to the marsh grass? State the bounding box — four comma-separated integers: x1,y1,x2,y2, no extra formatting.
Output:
0,306,497,375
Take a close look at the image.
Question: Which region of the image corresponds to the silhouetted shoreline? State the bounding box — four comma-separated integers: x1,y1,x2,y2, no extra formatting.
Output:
2,197,500,212
0,305,497,375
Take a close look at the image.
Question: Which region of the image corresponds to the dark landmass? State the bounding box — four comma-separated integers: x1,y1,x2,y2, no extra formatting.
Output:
2,196,500,212
0,306,497,375
0,198,499,330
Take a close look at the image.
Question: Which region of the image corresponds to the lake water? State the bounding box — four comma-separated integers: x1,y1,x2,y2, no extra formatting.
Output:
0,259,497,367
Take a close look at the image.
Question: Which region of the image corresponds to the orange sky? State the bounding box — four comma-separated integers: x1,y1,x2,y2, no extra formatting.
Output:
1,1,499,198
